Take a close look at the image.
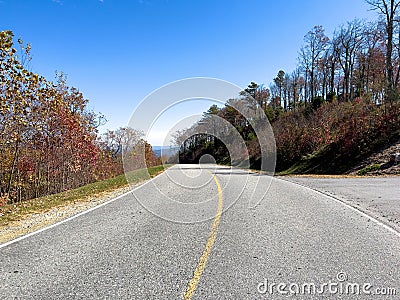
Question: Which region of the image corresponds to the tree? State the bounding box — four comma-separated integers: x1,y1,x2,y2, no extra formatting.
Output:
274,70,285,109
354,21,386,102
242,81,258,99
254,85,270,111
333,20,363,101
289,68,304,109
203,104,220,117
366,0,400,103
302,25,329,102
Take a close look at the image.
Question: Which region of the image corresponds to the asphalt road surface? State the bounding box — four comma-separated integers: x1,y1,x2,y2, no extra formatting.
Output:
281,176,400,234
1,164,399,299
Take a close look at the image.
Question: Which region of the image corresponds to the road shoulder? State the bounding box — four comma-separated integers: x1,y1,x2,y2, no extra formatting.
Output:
0,185,137,245
279,176,400,234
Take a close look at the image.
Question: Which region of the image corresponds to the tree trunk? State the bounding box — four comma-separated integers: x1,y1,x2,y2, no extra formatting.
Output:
385,0,395,104
6,139,19,201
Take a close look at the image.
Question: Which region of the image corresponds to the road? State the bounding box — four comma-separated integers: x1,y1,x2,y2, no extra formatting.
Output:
281,176,400,234
0,164,399,299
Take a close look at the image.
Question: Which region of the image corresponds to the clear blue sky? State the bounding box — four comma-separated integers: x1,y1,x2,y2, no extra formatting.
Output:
1,0,377,145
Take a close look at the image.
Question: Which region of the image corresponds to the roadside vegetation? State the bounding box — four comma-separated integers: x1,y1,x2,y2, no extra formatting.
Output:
0,165,167,227
172,0,400,175
356,164,383,175
0,30,161,208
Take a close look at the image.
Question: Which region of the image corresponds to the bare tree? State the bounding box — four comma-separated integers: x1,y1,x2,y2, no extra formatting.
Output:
366,0,400,103
299,46,311,104
333,20,364,101
303,25,329,102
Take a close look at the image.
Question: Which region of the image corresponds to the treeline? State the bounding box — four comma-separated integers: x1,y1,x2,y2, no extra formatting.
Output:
0,30,159,205
174,1,400,172
266,18,398,115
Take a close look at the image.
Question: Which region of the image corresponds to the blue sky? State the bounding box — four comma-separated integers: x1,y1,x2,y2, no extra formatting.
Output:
1,0,377,145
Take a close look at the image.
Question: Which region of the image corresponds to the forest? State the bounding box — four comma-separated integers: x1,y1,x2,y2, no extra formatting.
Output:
174,0,400,173
0,30,160,205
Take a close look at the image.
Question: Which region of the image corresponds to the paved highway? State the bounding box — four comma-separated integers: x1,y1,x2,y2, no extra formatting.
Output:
0,165,399,299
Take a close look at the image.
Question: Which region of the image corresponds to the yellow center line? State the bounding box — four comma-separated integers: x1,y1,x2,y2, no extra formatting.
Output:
183,173,223,300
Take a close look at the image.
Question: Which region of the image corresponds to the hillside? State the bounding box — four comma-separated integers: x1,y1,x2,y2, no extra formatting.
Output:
279,134,400,176
347,139,400,175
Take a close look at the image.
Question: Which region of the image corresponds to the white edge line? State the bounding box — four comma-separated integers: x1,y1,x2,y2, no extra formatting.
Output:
0,170,168,250
276,177,400,239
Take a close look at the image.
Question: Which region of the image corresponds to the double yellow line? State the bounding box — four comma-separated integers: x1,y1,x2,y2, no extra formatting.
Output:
183,173,223,300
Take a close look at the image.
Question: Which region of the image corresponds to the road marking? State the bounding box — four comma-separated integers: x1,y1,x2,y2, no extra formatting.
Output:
183,173,223,300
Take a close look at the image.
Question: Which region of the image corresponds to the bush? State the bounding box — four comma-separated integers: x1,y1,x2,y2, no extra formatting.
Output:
357,164,382,175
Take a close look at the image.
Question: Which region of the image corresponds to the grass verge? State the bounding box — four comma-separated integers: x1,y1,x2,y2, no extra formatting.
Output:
0,165,170,227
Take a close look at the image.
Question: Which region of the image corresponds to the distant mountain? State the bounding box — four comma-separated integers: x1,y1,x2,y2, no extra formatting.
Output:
152,146,179,158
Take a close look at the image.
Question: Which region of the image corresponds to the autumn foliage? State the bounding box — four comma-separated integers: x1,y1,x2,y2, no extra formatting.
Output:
273,99,400,171
0,31,159,205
